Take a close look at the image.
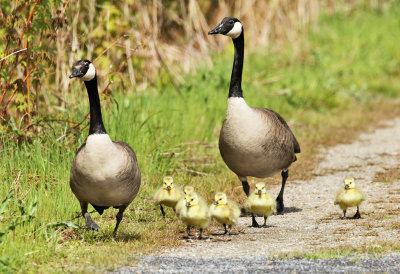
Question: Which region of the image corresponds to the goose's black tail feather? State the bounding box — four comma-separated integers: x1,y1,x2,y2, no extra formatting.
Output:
91,204,109,215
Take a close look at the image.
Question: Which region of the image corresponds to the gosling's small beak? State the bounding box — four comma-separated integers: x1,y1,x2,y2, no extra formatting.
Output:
213,201,218,205
186,202,190,207
167,186,171,191
69,67,81,79
344,185,349,189
208,24,223,35
258,190,262,195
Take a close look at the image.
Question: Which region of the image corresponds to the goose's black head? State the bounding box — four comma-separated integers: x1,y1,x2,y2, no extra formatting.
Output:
69,60,96,81
208,17,243,39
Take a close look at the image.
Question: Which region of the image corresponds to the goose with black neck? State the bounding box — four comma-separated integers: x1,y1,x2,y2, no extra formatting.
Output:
69,60,141,236
208,18,300,227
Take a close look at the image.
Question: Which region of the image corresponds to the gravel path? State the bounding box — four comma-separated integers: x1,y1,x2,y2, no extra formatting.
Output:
116,118,400,272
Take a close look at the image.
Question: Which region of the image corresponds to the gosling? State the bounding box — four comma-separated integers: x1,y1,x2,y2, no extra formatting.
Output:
334,177,364,219
245,182,276,227
209,192,240,235
154,176,183,217
175,185,195,217
179,192,210,239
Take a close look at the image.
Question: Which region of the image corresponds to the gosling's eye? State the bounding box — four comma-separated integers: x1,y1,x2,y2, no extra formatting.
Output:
219,198,222,200
191,198,194,201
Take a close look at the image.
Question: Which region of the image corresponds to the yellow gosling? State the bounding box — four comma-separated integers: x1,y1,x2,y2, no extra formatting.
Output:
175,186,196,217
153,176,183,217
245,182,276,227
334,177,364,219
209,192,240,235
179,192,210,239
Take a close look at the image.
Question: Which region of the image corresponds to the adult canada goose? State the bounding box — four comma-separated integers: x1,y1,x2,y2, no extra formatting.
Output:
69,60,141,235
334,177,364,219
208,18,300,226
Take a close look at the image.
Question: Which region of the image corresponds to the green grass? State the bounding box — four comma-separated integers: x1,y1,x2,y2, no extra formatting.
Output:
1,4,400,272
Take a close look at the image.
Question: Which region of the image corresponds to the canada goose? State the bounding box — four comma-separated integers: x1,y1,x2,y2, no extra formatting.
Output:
244,182,276,227
179,192,210,239
69,60,141,235
208,18,300,225
334,177,364,219
175,185,196,217
209,192,240,234
153,176,183,217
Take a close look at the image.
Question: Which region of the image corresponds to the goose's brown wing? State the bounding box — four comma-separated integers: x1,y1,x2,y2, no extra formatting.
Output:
255,108,301,154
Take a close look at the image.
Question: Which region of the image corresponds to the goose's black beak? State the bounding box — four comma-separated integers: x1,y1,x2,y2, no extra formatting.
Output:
213,201,218,205
69,67,82,79
345,185,349,189
186,202,190,207
167,186,171,191
208,24,223,35
258,190,262,195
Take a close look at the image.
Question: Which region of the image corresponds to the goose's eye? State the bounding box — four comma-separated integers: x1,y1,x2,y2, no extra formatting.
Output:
229,20,234,24
219,198,222,200
191,198,194,201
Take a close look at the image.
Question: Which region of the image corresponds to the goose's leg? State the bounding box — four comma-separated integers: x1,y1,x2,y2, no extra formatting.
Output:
276,170,288,214
113,205,127,236
228,225,232,235
342,210,347,219
352,207,361,219
159,205,166,217
223,224,228,235
80,201,99,231
241,179,250,196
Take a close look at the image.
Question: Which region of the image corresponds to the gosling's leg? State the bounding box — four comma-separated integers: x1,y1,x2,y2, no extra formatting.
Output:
262,216,268,228
342,210,347,219
252,214,259,227
80,201,99,231
187,226,193,237
160,205,166,217
113,205,127,236
352,207,361,219
276,170,288,214
228,225,232,235
199,228,203,240
223,224,228,235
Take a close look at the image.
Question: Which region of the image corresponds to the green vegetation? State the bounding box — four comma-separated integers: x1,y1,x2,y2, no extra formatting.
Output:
1,3,400,272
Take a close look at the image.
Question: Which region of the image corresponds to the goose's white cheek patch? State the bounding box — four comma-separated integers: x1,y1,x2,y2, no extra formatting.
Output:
81,63,96,81
226,22,243,39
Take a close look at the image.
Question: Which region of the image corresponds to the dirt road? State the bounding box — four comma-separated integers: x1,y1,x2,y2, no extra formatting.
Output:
117,118,400,272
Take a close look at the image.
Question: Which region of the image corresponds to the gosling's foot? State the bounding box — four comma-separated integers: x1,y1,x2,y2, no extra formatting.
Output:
352,211,361,219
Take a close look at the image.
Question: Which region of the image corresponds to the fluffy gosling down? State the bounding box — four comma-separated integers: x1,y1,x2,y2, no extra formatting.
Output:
245,183,277,227
153,176,183,217
175,185,195,217
334,178,364,219
209,192,240,235
179,192,210,239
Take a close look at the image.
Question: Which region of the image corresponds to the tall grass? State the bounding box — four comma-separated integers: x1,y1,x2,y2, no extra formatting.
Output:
0,3,400,272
